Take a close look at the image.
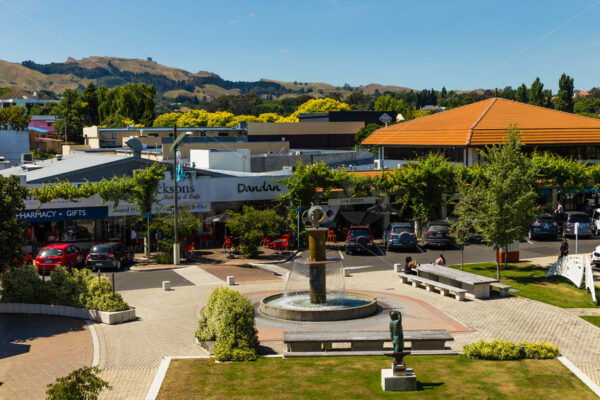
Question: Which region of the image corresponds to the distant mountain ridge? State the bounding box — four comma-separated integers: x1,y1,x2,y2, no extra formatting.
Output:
0,56,415,101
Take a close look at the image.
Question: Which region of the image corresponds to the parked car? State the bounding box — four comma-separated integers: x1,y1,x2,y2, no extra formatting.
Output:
592,245,600,267
421,220,454,248
591,208,600,234
528,213,558,240
383,222,417,251
34,243,85,272
558,211,592,237
86,242,134,270
345,225,375,255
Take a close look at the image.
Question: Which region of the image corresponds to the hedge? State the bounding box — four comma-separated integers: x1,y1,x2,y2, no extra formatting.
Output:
196,287,259,361
1,265,129,312
463,339,559,360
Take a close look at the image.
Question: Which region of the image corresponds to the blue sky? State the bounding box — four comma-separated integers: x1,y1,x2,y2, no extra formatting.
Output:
1,0,599,91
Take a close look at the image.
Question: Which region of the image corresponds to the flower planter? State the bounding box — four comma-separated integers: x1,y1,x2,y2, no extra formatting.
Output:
0,302,135,325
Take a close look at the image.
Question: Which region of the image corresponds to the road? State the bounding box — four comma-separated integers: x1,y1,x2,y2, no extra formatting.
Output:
94,235,600,291
279,235,600,272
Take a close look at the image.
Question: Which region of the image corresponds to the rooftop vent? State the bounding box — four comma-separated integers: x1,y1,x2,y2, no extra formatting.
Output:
21,153,34,164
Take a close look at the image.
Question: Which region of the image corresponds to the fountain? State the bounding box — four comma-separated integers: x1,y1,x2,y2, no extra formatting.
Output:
259,207,378,321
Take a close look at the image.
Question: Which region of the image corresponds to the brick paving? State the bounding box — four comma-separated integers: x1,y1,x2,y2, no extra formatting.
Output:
90,264,600,399
0,314,93,400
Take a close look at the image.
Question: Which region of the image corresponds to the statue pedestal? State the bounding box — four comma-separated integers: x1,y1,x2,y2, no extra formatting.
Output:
381,368,417,391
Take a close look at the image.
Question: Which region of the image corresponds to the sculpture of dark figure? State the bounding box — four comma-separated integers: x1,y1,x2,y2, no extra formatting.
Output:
389,311,404,353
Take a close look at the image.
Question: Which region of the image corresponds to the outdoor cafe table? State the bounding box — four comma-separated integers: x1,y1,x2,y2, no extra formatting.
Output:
416,264,498,299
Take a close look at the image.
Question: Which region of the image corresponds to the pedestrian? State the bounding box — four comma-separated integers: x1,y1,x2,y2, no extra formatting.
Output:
555,202,564,216
435,253,446,266
130,227,137,251
404,256,416,275
559,238,569,259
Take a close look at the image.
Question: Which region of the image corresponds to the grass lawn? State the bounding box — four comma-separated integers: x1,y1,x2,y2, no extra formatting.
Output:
581,315,600,328
448,262,599,308
157,356,596,400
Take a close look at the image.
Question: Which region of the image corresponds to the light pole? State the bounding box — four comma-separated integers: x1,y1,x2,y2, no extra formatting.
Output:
169,125,192,265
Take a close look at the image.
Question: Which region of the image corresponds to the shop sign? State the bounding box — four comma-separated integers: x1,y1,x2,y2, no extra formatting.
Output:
17,206,108,222
328,197,375,206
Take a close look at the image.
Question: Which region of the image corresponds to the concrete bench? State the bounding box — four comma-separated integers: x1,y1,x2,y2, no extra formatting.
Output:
398,272,467,301
284,329,454,352
491,282,512,297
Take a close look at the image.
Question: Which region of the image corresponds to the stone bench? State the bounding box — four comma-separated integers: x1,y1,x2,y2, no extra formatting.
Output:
284,329,454,352
490,282,512,297
398,272,467,301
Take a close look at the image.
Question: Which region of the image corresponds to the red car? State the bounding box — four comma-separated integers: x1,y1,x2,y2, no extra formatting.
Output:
34,243,85,272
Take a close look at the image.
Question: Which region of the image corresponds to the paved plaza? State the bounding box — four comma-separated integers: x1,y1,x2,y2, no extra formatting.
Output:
1,257,600,399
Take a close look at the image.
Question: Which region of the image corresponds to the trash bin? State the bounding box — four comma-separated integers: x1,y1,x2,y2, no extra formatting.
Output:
499,241,519,263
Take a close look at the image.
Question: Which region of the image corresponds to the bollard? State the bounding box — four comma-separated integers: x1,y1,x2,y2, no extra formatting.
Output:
162,280,171,291
343,267,351,277
394,263,402,273
227,276,235,286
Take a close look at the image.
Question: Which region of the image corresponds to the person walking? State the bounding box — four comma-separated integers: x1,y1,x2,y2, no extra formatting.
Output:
130,228,137,252
435,253,446,266
559,238,569,259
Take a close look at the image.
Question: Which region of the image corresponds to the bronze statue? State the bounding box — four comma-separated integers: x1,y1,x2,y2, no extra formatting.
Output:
389,311,404,353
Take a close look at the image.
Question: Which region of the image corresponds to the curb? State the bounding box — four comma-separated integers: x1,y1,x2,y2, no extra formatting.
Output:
558,356,600,397
85,320,100,367
0,302,136,324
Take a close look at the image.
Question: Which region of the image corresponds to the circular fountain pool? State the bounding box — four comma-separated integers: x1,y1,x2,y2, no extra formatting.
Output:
259,291,377,321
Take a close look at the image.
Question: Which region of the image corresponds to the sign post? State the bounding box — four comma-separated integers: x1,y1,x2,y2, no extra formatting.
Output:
297,206,301,250
575,222,579,254
379,113,392,128
146,212,152,257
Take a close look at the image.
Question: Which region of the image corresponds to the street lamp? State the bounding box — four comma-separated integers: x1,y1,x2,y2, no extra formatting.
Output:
169,125,192,265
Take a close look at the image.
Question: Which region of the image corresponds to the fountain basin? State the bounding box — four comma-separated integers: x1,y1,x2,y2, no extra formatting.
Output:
259,291,377,321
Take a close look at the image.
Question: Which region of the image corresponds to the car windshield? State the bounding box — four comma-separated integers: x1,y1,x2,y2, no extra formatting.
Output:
429,225,449,232
568,214,591,223
90,246,111,254
39,249,62,257
349,229,370,237
392,226,412,234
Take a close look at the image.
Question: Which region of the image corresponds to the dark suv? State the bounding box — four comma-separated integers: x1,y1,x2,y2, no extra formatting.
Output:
383,222,417,251
345,225,375,255
559,211,592,238
86,242,134,270
528,213,558,240
421,220,454,248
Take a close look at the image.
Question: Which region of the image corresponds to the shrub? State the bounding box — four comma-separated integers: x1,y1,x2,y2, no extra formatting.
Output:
0,265,49,303
195,287,259,361
463,339,559,360
226,206,283,259
0,266,129,312
46,366,111,400
520,342,560,359
155,251,173,264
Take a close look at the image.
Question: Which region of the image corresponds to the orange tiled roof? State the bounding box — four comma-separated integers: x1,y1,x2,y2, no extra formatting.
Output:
362,98,600,147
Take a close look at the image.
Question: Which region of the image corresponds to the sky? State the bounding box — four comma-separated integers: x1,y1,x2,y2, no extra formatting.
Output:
1,0,600,92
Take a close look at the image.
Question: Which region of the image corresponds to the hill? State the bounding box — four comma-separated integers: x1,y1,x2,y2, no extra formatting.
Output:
0,56,416,101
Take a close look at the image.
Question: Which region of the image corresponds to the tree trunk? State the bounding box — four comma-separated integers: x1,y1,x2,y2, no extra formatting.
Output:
461,246,464,271
496,248,500,280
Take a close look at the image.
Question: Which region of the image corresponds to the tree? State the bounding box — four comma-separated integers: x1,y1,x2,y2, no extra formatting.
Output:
386,153,456,234
555,73,575,112
0,176,28,271
451,175,481,270
0,105,30,130
226,206,283,258
81,83,100,126
97,83,156,126
345,92,372,110
52,89,86,143
531,152,589,202
466,125,539,279
278,162,348,246
46,366,111,400
499,86,516,100
529,77,545,106
374,94,405,113
515,83,528,104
